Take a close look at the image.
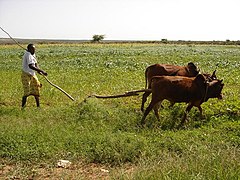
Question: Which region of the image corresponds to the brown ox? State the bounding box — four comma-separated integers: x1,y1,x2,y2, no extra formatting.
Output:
142,62,199,112
141,73,224,126
141,70,218,112
144,62,199,89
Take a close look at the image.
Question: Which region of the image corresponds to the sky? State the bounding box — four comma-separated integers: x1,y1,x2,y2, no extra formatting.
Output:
0,0,239,41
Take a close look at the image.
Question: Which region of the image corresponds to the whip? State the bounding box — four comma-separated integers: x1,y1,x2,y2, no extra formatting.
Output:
0,26,75,101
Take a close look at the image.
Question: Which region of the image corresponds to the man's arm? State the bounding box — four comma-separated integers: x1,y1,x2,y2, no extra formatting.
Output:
29,63,47,76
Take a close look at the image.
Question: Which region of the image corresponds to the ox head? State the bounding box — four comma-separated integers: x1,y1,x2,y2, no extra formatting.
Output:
204,70,224,101
194,72,224,102
206,78,224,100
187,62,200,77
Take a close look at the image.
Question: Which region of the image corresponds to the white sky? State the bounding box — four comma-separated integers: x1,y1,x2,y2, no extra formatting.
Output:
0,0,239,41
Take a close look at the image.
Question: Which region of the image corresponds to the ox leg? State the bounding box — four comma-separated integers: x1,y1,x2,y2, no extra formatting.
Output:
153,101,162,121
180,103,193,126
141,100,158,125
169,101,175,108
197,106,203,119
141,91,151,112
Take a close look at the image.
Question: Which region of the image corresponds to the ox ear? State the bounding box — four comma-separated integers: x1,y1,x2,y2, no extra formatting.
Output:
194,74,206,86
187,62,196,68
220,79,224,85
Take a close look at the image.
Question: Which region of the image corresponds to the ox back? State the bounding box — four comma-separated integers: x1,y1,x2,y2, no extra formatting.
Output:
145,62,199,88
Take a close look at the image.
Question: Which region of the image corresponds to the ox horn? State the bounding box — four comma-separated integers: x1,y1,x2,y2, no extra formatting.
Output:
212,70,216,75
211,70,217,78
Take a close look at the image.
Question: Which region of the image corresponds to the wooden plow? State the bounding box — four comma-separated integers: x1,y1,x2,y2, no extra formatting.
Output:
86,89,151,99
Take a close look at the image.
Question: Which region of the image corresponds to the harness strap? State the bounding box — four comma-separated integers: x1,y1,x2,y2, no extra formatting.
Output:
203,81,209,102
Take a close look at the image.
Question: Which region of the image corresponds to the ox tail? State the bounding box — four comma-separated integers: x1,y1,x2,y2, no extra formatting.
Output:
145,67,149,89
88,89,152,99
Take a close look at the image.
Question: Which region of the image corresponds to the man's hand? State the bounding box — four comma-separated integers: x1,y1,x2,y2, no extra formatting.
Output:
39,70,48,76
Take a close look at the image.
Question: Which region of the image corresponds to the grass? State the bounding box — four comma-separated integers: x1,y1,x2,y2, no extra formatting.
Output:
0,43,239,179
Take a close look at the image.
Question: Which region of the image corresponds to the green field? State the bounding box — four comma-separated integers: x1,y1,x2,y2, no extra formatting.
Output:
0,43,240,179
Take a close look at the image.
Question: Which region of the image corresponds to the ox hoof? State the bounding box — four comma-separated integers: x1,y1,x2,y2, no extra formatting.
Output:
140,119,146,127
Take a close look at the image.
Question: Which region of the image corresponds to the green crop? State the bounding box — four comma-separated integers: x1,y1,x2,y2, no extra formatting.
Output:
0,43,239,179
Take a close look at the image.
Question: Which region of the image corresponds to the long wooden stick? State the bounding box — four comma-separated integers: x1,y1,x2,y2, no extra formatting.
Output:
0,26,27,50
89,93,139,99
41,74,75,101
88,89,151,99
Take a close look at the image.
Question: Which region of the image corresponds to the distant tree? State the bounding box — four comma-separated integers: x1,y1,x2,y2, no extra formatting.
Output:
92,35,105,42
161,39,168,44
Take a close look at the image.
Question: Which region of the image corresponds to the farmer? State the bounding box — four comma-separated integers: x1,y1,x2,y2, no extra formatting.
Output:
21,44,47,109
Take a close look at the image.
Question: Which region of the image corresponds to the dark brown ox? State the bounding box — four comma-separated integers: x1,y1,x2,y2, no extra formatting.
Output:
144,62,199,89
141,73,224,126
142,62,199,112
141,70,218,112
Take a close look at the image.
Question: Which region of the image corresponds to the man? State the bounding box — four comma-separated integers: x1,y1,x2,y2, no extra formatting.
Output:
21,44,47,108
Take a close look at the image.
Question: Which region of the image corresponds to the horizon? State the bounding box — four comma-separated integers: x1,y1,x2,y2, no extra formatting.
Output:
1,37,239,42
